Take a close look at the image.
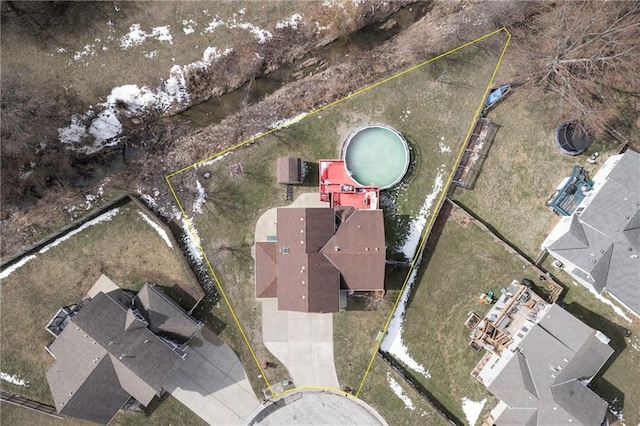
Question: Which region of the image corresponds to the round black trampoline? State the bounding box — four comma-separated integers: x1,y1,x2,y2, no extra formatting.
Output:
554,121,592,155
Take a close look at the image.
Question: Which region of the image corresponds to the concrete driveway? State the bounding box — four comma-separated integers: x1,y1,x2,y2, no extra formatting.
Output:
165,327,259,425
261,299,339,389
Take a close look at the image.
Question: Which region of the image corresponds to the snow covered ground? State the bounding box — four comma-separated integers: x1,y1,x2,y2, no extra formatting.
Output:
386,372,415,410
461,397,486,426
137,211,173,249
1,372,28,387
380,166,448,380
55,7,314,155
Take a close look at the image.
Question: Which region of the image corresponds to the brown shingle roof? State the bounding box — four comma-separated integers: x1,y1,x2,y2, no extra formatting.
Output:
256,206,385,312
322,208,385,291
277,157,302,184
255,242,278,298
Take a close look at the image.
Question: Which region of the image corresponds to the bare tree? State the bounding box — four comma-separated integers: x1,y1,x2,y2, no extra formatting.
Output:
512,1,640,137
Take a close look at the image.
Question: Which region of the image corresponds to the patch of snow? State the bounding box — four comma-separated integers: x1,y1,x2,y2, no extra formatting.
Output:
401,167,446,260
315,21,329,33
137,211,173,248
381,265,431,380
181,217,203,262
41,209,121,254
587,287,633,323
193,181,207,214
113,2,120,12
152,25,173,44
120,24,173,49
269,112,308,129
461,397,486,426
84,185,105,209
195,152,232,169
276,13,305,30
0,255,37,280
145,50,159,59
1,372,29,387
182,19,196,34
386,373,415,410
120,23,147,49
438,141,451,153
203,16,224,33
88,109,122,145
231,22,272,44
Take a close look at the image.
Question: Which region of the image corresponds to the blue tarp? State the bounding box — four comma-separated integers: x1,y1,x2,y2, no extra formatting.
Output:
485,84,510,107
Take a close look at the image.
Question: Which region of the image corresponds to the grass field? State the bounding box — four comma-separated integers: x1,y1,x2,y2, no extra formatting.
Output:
167,30,509,397
451,69,621,258
398,210,548,424
0,202,204,424
358,357,450,426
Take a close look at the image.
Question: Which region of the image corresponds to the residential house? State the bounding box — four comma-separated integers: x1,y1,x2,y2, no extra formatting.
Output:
45,275,202,424
468,281,614,425
255,206,385,313
542,150,640,316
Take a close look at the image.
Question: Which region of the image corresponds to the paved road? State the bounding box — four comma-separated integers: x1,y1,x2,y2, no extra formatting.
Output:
165,327,259,425
248,390,387,425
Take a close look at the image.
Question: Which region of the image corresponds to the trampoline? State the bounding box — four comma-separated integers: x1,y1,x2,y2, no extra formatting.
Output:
555,121,592,155
342,125,410,189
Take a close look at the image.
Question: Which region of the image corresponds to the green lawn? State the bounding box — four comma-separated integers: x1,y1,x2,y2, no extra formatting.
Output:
0,202,203,409
399,211,545,424
168,30,509,394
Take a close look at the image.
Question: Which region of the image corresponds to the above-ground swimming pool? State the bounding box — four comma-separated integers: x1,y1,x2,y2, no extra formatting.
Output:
343,125,410,189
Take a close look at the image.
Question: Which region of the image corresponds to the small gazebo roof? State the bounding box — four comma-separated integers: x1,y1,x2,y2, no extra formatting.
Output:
277,157,302,184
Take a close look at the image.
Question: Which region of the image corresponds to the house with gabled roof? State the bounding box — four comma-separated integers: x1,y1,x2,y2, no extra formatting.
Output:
255,206,385,313
45,275,201,424
468,282,614,425
542,149,640,316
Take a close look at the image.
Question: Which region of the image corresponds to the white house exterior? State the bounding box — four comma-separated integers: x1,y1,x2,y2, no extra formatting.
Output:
542,150,640,317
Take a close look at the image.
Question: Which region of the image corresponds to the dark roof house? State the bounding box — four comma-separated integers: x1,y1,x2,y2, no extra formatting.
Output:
276,157,303,184
484,303,614,425
45,276,201,424
255,206,385,313
543,150,640,315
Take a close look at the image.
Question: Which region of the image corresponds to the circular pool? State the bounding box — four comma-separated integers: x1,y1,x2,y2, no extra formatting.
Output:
343,125,410,189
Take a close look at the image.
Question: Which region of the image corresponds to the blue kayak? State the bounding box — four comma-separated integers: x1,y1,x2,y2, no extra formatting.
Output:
485,84,510,108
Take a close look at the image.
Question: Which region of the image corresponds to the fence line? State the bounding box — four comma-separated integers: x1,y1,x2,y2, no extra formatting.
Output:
0,390,64,419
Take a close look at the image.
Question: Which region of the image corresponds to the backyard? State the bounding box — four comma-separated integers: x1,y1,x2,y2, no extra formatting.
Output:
395,206,546,424
449,55,638,424
167,29,509,396
0,201,204,424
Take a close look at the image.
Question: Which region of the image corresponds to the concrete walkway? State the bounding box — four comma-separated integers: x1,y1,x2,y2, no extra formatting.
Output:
165,327,259,425
261,299,339,388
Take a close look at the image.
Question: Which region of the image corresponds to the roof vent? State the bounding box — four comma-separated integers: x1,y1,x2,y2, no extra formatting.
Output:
334,246,340,251
302,295,306,299
300,229,304,234
300,217,304,221
283,247,290,255
365,247,369,251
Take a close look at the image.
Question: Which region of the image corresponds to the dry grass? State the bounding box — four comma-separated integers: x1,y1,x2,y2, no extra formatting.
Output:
358,357,450,426
0,203,203,404
0,393,207,426
452,60,621,258
399,216,545,423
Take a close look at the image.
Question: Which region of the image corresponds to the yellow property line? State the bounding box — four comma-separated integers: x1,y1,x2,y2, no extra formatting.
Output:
166,27,511,402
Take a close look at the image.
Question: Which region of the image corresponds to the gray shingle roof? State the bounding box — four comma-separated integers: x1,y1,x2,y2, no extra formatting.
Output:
47,283,201,424
548,150,640,314
489,305,614,426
